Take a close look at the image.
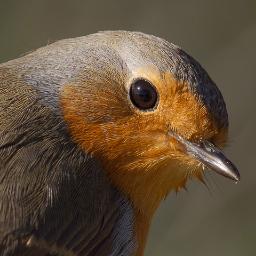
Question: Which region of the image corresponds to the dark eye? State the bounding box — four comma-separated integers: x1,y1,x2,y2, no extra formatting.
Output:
129,79,158,111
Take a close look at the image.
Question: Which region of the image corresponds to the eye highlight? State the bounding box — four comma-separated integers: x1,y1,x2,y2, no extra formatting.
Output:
129,79,158,111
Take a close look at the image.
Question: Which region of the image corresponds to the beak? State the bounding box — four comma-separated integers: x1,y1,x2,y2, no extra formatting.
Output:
169,131,240,182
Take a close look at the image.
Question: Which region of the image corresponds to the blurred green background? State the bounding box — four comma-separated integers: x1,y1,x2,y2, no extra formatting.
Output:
0,0,255,255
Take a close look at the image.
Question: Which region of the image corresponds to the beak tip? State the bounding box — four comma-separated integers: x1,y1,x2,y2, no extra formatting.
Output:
233,171,240,183
223,166,240,183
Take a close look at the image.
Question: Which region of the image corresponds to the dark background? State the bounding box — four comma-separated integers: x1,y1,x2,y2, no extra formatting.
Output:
0,0,255,255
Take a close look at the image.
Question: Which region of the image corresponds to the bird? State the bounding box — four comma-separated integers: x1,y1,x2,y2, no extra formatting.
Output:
0,31,240,256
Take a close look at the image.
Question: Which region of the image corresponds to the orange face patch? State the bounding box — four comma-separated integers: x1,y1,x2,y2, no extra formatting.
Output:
60,69,227,216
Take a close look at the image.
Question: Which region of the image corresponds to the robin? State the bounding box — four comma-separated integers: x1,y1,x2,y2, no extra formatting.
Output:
0,31,239,256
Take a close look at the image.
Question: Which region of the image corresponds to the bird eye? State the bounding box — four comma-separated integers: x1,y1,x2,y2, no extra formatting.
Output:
129,79,158,111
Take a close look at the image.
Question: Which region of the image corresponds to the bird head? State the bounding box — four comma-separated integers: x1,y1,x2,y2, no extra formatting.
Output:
61,31,239,218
